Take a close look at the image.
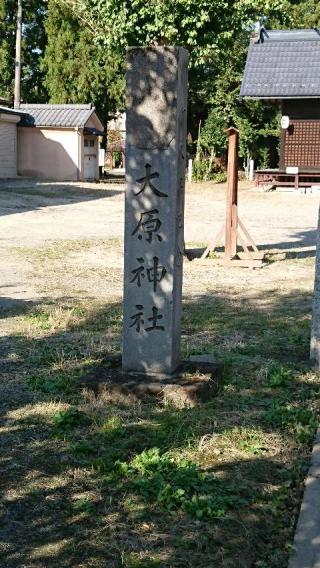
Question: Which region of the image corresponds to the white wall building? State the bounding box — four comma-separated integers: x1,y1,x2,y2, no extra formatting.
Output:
0,106,24,178
18,104,104,181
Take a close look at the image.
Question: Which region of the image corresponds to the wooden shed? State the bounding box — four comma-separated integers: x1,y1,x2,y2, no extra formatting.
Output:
240,28,320,189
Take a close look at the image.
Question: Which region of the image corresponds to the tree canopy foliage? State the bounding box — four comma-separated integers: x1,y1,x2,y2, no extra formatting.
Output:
59,0,291,163
0,0,319,165
42,0,124,123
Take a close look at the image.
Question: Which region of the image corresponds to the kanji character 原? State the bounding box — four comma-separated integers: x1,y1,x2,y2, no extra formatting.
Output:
132,209,163,243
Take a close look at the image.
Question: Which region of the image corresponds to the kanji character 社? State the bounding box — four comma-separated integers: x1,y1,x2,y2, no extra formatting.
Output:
130,305,144,332
146,307,164,332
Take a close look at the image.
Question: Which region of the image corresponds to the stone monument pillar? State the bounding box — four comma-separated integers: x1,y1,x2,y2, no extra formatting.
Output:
123,46,188,376
311,205,320,368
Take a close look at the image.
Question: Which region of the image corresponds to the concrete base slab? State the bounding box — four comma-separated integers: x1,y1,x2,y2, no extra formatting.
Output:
288,428,320,568
78,354,222,408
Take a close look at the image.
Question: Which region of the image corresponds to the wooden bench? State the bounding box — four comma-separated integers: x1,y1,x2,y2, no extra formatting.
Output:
255,169,320,191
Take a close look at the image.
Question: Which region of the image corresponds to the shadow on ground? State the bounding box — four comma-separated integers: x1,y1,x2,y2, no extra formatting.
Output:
0,296,38,317
187,228,317,261
0,181,123,217
0,287,318,567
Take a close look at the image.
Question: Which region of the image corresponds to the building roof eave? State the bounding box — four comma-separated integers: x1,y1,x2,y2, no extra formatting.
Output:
240,95,320,100
18,103,104,129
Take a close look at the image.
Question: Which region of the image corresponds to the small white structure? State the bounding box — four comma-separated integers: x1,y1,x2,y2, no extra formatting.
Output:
0,106,24,178
18,104,104,181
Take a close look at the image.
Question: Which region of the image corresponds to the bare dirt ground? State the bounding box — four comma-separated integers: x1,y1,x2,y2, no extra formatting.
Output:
0,178,317,305
1,178,320,568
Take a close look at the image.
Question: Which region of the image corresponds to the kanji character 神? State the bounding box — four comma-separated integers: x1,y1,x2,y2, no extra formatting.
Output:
147,256,167,292
130,256,167,292
130,258,145,287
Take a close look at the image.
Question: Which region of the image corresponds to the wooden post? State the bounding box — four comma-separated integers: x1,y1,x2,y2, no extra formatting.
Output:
14,0,22,108
188,158,193,182
225,127,239,260
199,126,263,266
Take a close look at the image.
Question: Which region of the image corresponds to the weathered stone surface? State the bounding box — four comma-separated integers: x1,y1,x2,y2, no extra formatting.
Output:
288,429,320,568
123,46,188,375
311,205,320,368
126,47,182,150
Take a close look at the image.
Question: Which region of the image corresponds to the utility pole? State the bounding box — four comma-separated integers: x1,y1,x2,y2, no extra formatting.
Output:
14,0,22,108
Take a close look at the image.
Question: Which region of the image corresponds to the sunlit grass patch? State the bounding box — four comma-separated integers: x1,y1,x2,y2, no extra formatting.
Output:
11,237,123,262
182,291,312,361
20,303,87,333
11,239,94,260
6,400,67,425
219,426,265,455
1,280,319,567
122,553,163,568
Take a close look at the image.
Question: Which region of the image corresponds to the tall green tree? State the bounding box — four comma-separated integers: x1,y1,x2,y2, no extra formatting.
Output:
42,0,124,124
58,0,289,136
0,0,47,102
289,0,320,26
200,28,281,166
56,0,315,162
200,0,320,165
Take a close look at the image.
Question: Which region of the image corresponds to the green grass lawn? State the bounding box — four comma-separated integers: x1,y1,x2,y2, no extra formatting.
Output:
1,276,319,567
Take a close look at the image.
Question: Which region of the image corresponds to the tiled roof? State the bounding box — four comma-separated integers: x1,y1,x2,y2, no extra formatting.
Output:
19,103,96,127
240,29,320,99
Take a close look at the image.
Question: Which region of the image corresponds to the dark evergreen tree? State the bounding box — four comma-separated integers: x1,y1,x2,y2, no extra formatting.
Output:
0,0,47,103
42,0,124,124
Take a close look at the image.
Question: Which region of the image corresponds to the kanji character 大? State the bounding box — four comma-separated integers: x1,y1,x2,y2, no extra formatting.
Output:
135,163,168,197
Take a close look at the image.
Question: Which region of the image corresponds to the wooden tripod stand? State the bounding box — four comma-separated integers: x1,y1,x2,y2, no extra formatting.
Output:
201,127,264,267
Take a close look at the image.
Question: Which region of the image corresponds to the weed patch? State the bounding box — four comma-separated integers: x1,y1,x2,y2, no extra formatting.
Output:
27,372,77,395
111,448,245,520
264,401,318,444
1,275,319,567
53,407,90,430
267,363,293,388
